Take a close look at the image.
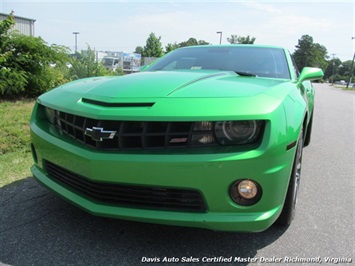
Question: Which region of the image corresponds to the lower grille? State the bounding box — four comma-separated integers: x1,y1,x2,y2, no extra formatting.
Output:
45,161,207,212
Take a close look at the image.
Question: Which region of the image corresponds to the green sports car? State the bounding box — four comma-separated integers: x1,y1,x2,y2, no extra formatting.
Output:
30,45,323,232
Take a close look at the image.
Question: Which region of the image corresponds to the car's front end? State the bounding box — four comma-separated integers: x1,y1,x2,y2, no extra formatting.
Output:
30,72,303,232
30,45,322,232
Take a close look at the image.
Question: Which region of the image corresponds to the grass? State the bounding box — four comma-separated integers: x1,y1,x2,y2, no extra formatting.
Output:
0,99,35,187
342,86,355,91
330,82,355,90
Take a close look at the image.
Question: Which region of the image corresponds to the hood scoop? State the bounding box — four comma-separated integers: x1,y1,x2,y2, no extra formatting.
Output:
82,98,155,108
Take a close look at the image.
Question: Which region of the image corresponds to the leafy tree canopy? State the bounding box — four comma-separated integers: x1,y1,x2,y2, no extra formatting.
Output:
165,42,180,53
165,37,210,53
0,11,15,65
0,12,70,98
178,37,209,47
324,58,342,79
293,34,328,71
134,46,144,55
143,32,163,57
227,35,256,44
69,46,122,80
324,58,355,82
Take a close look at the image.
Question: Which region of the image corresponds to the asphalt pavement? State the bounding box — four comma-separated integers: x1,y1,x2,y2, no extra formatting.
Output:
0,83,353,266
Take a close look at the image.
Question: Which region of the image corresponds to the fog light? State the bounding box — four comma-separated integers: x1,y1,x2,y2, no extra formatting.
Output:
238,180,258,199
230,179,262,206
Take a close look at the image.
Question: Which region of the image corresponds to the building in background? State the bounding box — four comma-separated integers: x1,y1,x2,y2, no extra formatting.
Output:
0,12,36,36
101,51,142,73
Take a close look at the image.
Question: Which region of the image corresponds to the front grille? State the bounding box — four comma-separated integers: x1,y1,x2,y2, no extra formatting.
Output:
52,109,216,151
45,161,207,212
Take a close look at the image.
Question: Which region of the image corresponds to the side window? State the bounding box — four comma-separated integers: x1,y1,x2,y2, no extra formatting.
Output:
290,53,300,79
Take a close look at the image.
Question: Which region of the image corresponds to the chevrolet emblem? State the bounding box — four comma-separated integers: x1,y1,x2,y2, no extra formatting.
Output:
84,127,117,141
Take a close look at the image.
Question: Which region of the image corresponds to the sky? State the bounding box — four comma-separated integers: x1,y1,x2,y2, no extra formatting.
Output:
1,0,354,61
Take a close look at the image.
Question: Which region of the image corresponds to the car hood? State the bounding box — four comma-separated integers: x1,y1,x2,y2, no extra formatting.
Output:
51,71,289,99
39,70,294,120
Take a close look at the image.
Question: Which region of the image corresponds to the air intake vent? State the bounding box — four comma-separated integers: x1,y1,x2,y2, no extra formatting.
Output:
82,98,155,108
45,160,207,212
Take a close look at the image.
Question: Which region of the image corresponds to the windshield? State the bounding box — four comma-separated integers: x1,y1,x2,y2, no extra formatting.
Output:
148,46,291,79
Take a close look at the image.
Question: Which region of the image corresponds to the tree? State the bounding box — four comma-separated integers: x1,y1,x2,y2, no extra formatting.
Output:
0,11,15,65
165,38,209,53
325,58,355,82
165,42,180,53
134,46,144,55
143,33,163,57
338,60,353,77
324,57,341,81
178,37,210,47
293,34,328,71
0,12,71,98
227,35,256,44
197,40,210,45
68,46,119,80
0,12,26,97
179,37,198,47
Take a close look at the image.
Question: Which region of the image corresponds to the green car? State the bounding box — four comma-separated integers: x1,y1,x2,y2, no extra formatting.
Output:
30,45,323,232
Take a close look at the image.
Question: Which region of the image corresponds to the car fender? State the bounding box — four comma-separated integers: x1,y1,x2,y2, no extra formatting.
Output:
282,94,306,144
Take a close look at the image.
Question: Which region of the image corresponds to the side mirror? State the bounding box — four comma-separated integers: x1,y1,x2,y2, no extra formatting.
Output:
297,67,324,85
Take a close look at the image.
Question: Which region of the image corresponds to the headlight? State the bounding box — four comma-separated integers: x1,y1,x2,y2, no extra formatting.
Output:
44,107,56,124
214,120,263,145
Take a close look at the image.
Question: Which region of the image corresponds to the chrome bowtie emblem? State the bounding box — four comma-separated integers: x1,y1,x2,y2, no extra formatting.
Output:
84,127,117,141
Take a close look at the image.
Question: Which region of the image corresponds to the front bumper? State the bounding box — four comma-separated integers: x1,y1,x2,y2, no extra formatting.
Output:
32,164,281,232
30,119,295,232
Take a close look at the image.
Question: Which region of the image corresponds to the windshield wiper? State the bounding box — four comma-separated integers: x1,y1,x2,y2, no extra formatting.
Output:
234,71,257,77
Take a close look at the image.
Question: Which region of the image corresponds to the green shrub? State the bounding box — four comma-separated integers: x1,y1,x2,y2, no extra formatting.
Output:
0,13,70,98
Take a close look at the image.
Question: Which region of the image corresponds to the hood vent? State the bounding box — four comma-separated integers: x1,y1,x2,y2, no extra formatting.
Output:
82,98,155,108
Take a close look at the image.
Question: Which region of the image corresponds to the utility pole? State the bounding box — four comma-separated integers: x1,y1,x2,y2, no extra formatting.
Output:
346,37,355,89
216,31,222,45
331,53,336,86
73,32,80,53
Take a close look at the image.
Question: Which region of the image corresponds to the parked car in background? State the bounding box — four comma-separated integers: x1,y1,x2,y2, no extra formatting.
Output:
30,45,323,232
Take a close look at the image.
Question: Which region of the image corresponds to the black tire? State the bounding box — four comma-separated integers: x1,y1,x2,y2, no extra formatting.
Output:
277,129,303,226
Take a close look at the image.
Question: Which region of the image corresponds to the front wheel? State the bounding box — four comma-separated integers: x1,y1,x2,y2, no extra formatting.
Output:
277,129,303,226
